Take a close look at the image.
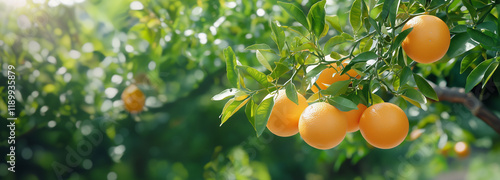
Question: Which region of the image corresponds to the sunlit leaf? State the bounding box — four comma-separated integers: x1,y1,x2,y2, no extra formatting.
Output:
460,52,481,73
256,50,273,71
307,0,326,37
323,80,351,97
482,61,499,88
212,88,239,101
285,83,299,105
446,33,479,58
467,28,497,47
278,1,310,30
326,15,343,33
402,88,426,106
246,98,257,131
246,44,273,52
342,51,378,74
238,65,271,87
224,47,238,87
220,98,250,126
255,96,274,137
349,0,362,33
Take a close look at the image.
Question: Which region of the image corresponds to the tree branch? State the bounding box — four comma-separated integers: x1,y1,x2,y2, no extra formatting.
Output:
429,82,500,134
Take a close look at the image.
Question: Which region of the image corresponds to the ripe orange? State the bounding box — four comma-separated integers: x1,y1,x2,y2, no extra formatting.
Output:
267,90,308,137
311,57,358,93
298,102,347,150
401,15,450,64
343,103,367,132
359,103,409,149
122,84,146,114
454,141,470,158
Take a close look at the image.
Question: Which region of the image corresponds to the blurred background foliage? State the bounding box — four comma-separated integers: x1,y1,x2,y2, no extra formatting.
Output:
0,0,499,179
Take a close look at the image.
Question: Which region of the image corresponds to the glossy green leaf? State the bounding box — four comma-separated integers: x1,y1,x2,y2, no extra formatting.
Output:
329,96,358,112
402,88,426,108
342,51,378,74
482,61,499,88
285,83,299,105
388,0,399,27
256,50,273,71
292,43,316,52
278,1,310,30
380,0,395,21
326,15,343,33
324,35,346,53
270,21,285,52
462,0,476,21
246,98,257,131
392,27,413,52
400,66,413,86
307,0,326,37
349,0,362,33
446,33,478,58
467,28,497,47
270,62,290,79
465,59,494,92
413,74,439,101
255,96,275,137
370,93,385,104
238,65,271,87
224,46,238,87
368,16,380,35
220,98,250,126
323,80,351,96
460,52,480,73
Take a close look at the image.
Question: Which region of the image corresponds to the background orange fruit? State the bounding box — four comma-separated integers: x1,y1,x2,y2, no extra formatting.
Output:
343,104,367,132
267,90,309,137
359,103,409,149
454,141,470,158
298,102,347,150
122,84,146,114
401,15,450,64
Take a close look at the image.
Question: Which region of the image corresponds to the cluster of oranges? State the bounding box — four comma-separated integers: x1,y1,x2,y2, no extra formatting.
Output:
267,89,409,150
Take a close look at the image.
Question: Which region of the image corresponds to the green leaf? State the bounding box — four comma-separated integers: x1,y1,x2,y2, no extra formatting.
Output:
270,62,290,79
246,44,273,52
465,59,494,92
460,52,480,73
292,43,316,52
278,1,310,30
329,96,358,112
323,80,351,96
246,98,257,131
370,93,385,104
380,0,395,21
307,0,326,37
368,16,380,35
400,66,413,86
413,74,439,101
446,33,479,58
326,15,343,33
212,88,239,101
256,50,273,71
255,96,275,137
493,69,500,92
462,0,477,21
388,0,400,27
342,51,378,74
220,98,250,126
324,35,346,53
394,96,408,110
467,28,497,47
224,47,238,87
270,21,285,53
237,65,271,87
402,88,426,107
349,0,362,33
450,25,468,34
392,27,413,52
285,83,299,105
482,61,499,88
330,51,341,60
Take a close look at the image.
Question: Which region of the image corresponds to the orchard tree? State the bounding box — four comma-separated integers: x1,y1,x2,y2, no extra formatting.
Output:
214,0,500,161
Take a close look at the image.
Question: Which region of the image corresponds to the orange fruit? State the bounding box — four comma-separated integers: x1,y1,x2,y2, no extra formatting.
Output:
401,15,450,64
121,84,146,113
454,141,470,158
298,102,347,150
311,57,358,93
359,103,409,149
343,103,367,133
267,90,308,137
